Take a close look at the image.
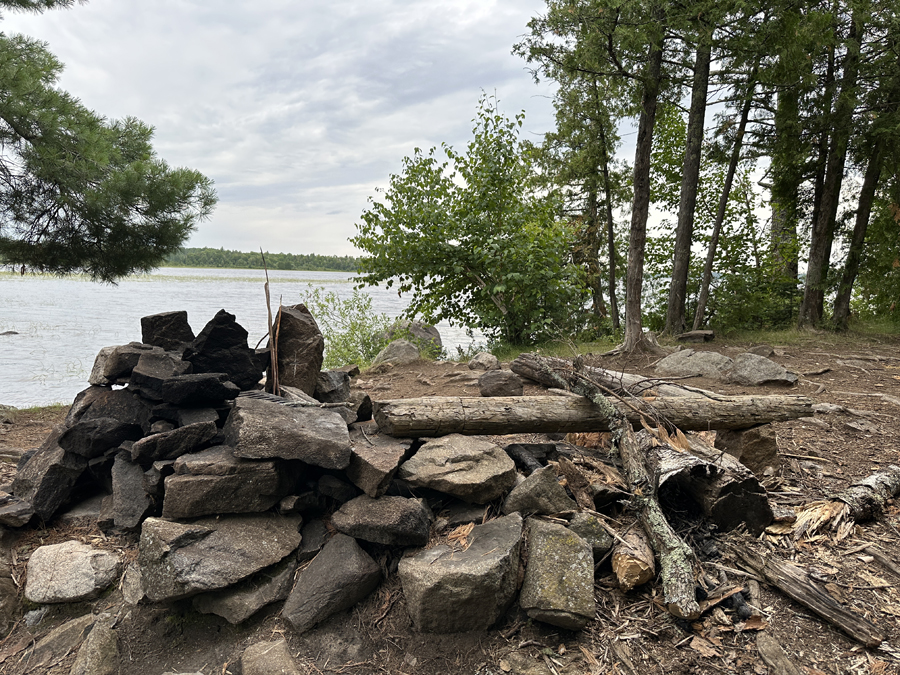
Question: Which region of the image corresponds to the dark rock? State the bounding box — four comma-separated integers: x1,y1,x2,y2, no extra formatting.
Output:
334,364,360,377
297,519,329,562
111,452,153,531
130,421,218,464
66,386,152,432
346,424,411,498
281,533,381,634
225,397,351,469
101,342,162,382
478,370,524,397
314,371,351,403
58,418,144,459
185,309,265,391
317,475,357,503
567,512,614,560
160,373,240,406
0,578,18,635
398,513,522,632
21,614,95,673
193,556,297,624
88,346,116,386
241,638,301,675
747,344,775,357
128,351,192,400
141,310,195,352
268,304,324,396
715,425,780,476
70,613,118,675
12,427,87,521
519,518,594,630
176,407,220,427
0,494,34,527
332,495,431,546
347,390,372,422
143,460,174,497
397,434,516,504
138,514,302,602
676,330,714,343
501,465,578,516
149,420,175,434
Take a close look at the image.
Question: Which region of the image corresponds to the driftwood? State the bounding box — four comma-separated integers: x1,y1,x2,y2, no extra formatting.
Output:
372,394,813,437
641,433,774,536
612,529,655,591
513,355,701,620
732,547,885,647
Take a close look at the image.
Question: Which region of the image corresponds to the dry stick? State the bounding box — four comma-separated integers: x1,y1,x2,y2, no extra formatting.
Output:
522,355,700,620
863,546,900,578
261,248,279,396
832,391,900,408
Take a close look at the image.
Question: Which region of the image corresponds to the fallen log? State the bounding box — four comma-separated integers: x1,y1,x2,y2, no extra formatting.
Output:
511,353,717,398
372,394,813,437
732,547,885,647
641,432,774,536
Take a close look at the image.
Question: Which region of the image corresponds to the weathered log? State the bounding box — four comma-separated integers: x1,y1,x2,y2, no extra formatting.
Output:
372,394,813,437
834,464,900,521
644,434,774,536
733,547,885,647
612,528,655,591
511,352,719,398
756,633,803,675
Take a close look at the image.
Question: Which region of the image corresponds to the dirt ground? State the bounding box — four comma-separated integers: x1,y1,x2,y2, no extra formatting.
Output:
0,331,898,675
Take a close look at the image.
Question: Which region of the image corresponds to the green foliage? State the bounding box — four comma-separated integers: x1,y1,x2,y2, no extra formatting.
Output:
164,247,358,272
297,286,396,369
352,95,587,345
0,3,216,282
850,189,900,323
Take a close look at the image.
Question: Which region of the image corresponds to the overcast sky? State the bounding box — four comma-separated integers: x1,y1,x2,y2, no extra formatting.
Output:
3,0,557,256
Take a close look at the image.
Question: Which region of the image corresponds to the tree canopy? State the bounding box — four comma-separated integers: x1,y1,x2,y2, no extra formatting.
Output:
0,0,216,282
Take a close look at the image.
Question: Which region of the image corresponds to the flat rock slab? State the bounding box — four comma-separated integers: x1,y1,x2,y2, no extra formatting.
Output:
12,427,87,521
58,417,144,459
193,555,297,624
397,434,516,504
160,373,240,406
70,614,119,675
282,533,381,634
730,353,798,386
25,540,121,603
399,513,523,633
332,495,431,546
346,425,411,498
138,514,302,602
225,397,350,469
520,518,595,630
23,614,95,672
655,349,734,379
130,421,218,464
502,465,577,516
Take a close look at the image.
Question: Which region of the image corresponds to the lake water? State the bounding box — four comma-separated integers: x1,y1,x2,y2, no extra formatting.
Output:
0,268,482,408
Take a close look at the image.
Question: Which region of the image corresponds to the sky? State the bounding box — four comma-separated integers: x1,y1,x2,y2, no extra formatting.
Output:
3,0,558,257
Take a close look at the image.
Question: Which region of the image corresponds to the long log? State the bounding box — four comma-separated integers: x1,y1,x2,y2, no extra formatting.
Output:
372,394,813,437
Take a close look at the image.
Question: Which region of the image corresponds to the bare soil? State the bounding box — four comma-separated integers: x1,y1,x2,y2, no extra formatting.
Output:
0,332,898,675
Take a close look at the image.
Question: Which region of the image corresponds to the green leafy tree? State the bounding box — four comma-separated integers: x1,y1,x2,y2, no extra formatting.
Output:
0,1,216,281
352,95,586,345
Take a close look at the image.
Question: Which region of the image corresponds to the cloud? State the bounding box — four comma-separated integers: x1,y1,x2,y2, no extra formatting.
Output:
4,0,555,255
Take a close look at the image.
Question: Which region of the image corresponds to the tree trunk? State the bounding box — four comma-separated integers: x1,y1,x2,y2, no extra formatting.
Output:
598,113,621,331
665,40,711,335
372,394,813,437
693,66,756,330
832,142,883,330
799,13,862,327
769,84,804,285
623,28,665,351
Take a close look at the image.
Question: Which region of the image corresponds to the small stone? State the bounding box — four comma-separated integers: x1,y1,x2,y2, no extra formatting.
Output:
332,495,431,546
241,638,301,675
478,370,524,397
372,339,420,366
25,541,121,604
468,352,500,371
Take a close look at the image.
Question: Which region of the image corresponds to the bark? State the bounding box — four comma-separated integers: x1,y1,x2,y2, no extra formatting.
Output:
597,115,621,330
623,28,665,351
733,547,884,647
371,394,813,437
769,83,803,285
799,13,863,327
832,141,884,330
611,529,655,591
833,464,900,522
693,66,756,330
665,40,711,336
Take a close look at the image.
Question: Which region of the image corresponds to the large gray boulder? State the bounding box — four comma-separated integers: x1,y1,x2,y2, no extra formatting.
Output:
479,370,523,397
346,425,411,498
314,370,351,404
12,427,86,521
225,397,350,469
501,466,578,516
281,533,381,634
519,519,595,630
332,495,431,546
729,353,798,386
398,434,516,504
655,349,733,379
162,447,290,519
193,555,297,624
138,514,302,602
372,339,420,366
398,513,523,632
269,304,324,396
25,541,121,604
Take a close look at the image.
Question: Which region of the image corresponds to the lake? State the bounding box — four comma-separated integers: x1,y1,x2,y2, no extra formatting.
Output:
0,268,482,408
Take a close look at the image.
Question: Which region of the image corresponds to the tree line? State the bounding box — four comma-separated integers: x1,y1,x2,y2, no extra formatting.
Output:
163,248,359,272
356,0,900,347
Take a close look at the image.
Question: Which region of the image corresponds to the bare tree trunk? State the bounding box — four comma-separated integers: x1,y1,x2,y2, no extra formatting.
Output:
693,67,756,330
598,119,621,330
799,13,862,327
623,29,665,351
832,143,883,329
665,40,711,335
